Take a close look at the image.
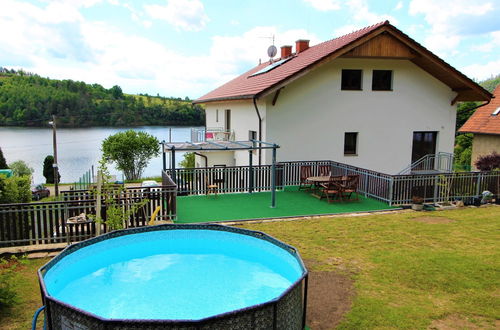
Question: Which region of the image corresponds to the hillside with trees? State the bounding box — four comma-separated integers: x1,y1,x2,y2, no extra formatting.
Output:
0,68,204,127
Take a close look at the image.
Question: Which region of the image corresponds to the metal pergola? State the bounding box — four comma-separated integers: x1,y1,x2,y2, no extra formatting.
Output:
162,140,280,207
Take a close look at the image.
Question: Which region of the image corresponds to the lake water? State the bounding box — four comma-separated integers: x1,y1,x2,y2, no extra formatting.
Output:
0,126,197,184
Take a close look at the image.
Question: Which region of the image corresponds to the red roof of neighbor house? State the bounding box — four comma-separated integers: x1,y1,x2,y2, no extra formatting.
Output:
194,21,491,104
459,85,500,135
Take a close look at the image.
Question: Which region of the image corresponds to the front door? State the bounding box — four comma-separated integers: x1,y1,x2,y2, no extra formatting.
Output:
411,131,437,163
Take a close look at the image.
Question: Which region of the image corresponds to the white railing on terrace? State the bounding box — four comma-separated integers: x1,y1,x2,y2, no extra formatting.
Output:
398,152,454,175
191,127,235,143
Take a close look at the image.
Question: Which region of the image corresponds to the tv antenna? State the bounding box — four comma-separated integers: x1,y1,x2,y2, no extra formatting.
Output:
260,35,277,63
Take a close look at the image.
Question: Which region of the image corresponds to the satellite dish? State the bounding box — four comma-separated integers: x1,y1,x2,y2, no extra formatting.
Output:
267,45,277,58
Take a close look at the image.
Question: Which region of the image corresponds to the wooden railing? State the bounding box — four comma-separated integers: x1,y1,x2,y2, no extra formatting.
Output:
0,185,177,247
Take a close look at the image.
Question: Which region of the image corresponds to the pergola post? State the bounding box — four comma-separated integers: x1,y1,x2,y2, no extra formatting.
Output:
249,150,254,193
271,144,277,208
161,141,166,171
171,146,176,184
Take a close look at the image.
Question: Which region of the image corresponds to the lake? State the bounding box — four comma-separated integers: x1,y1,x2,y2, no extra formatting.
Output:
0,126,198,184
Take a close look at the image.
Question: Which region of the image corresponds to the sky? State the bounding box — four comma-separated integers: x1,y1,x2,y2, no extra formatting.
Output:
1,0,500,99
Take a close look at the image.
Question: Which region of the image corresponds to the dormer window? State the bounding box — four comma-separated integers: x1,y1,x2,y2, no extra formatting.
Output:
493,107,500,116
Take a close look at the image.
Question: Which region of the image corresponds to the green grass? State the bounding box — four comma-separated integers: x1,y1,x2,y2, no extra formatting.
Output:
176,186,395,223
240,206,500,329
1,207,498,329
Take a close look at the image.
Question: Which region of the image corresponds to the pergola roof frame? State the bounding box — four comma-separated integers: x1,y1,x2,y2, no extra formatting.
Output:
163,139,280,152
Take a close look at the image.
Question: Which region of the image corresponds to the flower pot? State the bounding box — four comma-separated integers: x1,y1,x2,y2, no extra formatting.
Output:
412,203,424,211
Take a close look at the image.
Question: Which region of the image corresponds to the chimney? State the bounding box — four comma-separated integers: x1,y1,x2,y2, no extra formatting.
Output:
281,45,292,59
295,39,310,53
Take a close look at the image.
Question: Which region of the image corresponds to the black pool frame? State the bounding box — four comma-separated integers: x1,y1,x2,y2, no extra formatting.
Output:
38,224,309,330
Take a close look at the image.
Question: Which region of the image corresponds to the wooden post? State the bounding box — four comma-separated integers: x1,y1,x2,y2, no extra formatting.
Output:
95,170,102,236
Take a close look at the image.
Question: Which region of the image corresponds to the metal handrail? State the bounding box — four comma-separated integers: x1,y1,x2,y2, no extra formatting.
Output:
398,152,454,175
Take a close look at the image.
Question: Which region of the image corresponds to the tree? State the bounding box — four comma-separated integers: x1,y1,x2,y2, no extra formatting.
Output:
0,147,7,169
8,160,33,177
179,152,195,168
101,130,160,180
43,155,60,184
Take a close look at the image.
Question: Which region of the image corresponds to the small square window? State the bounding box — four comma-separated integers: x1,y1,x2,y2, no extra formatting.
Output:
341,69,362,90
372,70,392,91
344,132,358,155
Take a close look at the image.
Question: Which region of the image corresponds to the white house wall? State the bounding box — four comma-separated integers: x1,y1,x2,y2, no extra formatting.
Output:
203,100,266,166
264,58,457,174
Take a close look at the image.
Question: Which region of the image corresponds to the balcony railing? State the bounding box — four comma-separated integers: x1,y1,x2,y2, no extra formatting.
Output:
191,128,235,143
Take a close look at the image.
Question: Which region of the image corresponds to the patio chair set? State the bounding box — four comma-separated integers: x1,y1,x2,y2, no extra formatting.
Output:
299,165,360,203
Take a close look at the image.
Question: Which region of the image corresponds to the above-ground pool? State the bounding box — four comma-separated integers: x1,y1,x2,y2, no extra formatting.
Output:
39,224,308,329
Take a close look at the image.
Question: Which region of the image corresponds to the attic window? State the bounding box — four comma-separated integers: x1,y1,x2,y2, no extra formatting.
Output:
493,107,500,116
341,69,362,90
249,58,292,77
372,70,392,91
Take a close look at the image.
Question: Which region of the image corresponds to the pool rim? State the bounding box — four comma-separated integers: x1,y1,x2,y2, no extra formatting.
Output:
38,223,308,325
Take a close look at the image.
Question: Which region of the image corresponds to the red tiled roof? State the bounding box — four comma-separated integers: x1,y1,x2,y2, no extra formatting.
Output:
195,21,491,104
195,21,387,103
459,85,500,135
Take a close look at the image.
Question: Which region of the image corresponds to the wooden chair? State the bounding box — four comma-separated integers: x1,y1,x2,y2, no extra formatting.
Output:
318,164,331,176
342,175,360,201
299,165,313,190
319,175,344,203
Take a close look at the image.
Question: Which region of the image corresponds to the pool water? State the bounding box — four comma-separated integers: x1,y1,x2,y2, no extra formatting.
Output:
44,229,304,320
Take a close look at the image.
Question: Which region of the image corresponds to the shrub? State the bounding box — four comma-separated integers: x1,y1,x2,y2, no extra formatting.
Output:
0,175,32,204
475,152,500,171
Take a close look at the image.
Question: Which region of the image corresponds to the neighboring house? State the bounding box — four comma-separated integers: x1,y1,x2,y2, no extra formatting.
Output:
193,21,491,175
459,85,500,170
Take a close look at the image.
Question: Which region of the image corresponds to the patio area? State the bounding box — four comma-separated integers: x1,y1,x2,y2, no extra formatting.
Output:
175,186,397,223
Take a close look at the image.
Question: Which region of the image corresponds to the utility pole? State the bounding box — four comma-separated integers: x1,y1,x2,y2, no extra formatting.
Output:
50,115,59,196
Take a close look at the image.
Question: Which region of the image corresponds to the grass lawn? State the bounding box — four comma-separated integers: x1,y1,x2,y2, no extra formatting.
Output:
176,186,396,223
1,206,499,329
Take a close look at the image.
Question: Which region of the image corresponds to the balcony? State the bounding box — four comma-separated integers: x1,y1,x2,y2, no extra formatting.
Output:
191,127,235,143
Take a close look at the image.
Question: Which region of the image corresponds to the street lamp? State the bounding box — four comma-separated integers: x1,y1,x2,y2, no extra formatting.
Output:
49,115,59,196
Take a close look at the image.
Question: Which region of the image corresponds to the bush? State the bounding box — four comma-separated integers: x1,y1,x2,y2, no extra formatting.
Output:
0,147,7,169
474,152,500,171
0,175,32,204
0,259,18,310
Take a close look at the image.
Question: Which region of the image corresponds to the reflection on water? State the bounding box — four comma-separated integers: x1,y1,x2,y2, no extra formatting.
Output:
0,126,198,183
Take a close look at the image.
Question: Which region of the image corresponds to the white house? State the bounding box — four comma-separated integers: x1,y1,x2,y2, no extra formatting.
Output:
193,21,491,175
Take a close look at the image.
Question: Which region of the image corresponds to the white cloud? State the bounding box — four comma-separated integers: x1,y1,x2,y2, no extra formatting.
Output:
461,59,500,81
409,0,498,55
0,1,320,97
331,0,396,38
303,0,341,11
144,0,209,31
471,31,500,53
394,1,403,10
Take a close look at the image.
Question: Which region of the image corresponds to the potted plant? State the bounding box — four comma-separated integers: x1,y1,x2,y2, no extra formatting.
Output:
411,196,424,211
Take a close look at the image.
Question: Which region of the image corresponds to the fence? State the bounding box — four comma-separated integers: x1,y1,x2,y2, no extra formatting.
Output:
167,160,500,206
72,167,94,190
0,185,177,247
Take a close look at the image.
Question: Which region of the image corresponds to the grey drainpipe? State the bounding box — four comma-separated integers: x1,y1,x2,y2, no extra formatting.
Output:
253,97,262,166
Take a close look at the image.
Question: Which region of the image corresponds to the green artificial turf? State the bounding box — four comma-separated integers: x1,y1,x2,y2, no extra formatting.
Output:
176,186,396,223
